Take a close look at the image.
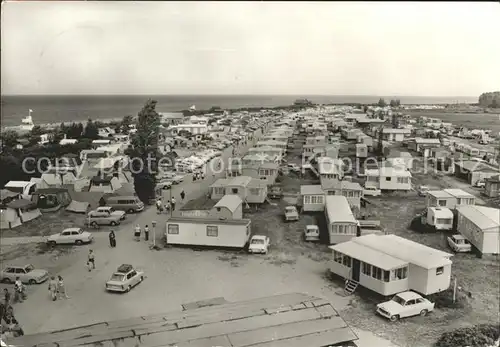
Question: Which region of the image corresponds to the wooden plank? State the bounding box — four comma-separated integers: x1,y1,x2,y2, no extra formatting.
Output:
264,305,292,315
228,316,346,347
182,297,228,311
291,303,306,310
57,330,135,347
315,304,338,318
8,330,93,347
303,301,315,308
310,298,330,307
106,316,146,329
140,307,323,347
176,307,266,329
245,327,358,347
174,335,232,347
82,338,140,347
133,322,178,336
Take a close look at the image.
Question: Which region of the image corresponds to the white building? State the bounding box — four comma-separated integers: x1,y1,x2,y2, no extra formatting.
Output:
456,205,500,256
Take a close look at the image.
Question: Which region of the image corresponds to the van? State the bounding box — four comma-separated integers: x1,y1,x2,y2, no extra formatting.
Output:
106,196,144,214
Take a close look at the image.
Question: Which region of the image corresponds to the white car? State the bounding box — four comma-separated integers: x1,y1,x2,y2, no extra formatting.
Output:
248,235,270,254
47,227,93,245
447,234,472,253
105,264,145,293
0,264,49,285
363,186,381,197
304,225,320,242
376,291,435,322
284,206,299,221
473,180,485,188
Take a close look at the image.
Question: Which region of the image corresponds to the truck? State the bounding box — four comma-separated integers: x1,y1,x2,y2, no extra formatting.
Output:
86,206,126,227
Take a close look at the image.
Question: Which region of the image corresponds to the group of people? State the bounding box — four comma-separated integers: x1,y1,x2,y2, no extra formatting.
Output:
192,172,205,181
1,280,25,340
134,224,151,242
155,191,184,214
48,275,69,301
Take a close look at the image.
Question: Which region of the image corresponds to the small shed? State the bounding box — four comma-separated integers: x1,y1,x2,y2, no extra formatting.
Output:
484,175,500,198
456,205,500,256
300,185,325,212
210,195,243,220
355,143,367,158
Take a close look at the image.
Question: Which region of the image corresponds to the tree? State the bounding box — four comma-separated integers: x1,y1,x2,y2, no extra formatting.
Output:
363,105,368,113
83,119,99,139
390,99,401,107
378,98,387,107
1,130,19,148
49,127,65,144
491,99,499,108
128,99,161,203
377,125,384,155
391,114,400,128
121,115,134,134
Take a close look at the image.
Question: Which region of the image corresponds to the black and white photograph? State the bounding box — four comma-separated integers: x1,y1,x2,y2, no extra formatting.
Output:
1,2,499,347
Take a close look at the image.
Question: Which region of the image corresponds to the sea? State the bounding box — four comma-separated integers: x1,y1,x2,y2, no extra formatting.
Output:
0,94,477,129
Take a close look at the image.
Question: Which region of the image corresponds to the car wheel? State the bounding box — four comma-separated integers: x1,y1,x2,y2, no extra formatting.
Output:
75,240,83,245
28,279,36,285
420,309,428,317
127,209,135,214
390,315,399,322
91,221,98,228
126,286,131,292
48,241,57,246
2,278,12,284
110,221,118,226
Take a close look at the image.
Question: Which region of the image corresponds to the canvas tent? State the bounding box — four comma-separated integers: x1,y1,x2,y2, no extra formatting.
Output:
66,200,90,213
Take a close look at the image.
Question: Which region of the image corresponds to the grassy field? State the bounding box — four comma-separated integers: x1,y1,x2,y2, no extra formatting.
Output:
405,110,500,134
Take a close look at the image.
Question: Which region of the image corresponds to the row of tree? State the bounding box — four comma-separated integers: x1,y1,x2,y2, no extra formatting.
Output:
377,98,402,107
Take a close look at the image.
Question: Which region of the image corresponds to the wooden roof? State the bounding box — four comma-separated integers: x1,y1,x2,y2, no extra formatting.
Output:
10,293,358,347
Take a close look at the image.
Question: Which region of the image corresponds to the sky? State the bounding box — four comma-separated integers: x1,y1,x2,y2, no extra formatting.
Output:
1,1,499,96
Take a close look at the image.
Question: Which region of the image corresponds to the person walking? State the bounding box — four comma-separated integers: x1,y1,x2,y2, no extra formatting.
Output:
180,190,185,202
134,224,141,241
164,200,170,215
48,276,58,301
156,198,163,214
109,230,116,248
57,276,69,299
144,225,150,241
3,289,10,308
171,197,176,211
13,277,24,303
87,250,95,271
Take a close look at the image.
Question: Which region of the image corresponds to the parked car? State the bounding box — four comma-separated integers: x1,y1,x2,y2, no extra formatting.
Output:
304,225,320,242
447,234,472,253
363,186,381,197
473,180,485,188
156,180,172,190
417,185,430,197
105,264,145,293
376,291,434,322
47,227,93,245
0,264,49,284
284,206,299,221
248,235,270,254
268,186,283,199
86,207,126,227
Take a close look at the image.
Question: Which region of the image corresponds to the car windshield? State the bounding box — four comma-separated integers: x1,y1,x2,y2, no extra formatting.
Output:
108,207,115,213
391,295,406,305
25,264,34,273
286,207,295,212
110,274,125,281
251,239,265,245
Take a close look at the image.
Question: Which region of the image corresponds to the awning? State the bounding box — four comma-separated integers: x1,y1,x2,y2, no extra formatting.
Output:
66,200,90,213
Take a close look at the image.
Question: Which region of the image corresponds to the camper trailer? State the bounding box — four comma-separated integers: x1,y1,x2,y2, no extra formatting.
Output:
421,207,454,231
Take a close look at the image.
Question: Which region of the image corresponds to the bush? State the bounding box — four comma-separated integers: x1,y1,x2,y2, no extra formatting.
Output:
428,288,467,309
435,324,500,347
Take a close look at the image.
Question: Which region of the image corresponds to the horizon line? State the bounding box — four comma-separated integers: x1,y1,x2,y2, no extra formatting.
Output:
0,93,478,98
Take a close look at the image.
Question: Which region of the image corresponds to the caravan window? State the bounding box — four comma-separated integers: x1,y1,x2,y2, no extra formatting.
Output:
436,267,444,275
438,199,447,206
167,224,179,235
206,226,218,237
